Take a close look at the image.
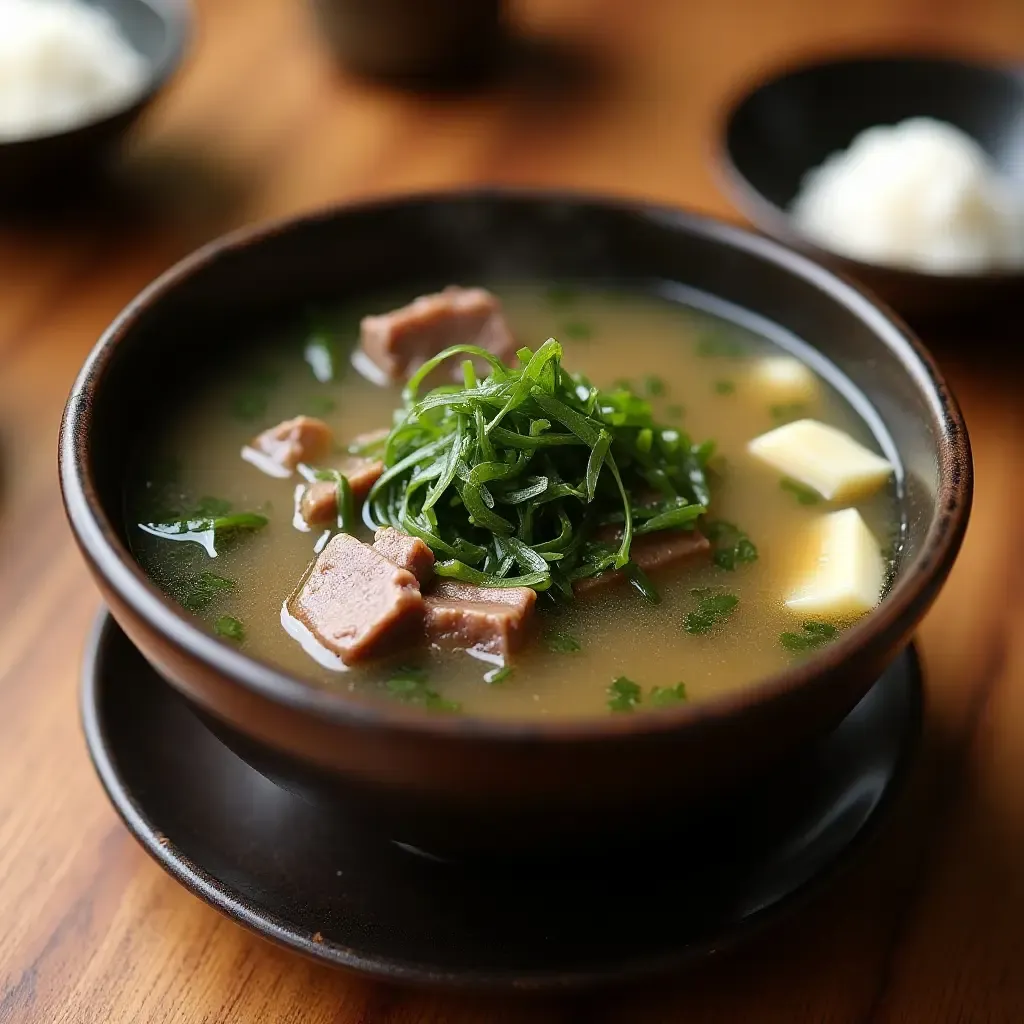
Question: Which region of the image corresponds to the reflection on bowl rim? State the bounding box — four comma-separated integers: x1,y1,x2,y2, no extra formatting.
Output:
59,188,972,740
717,51,1024,284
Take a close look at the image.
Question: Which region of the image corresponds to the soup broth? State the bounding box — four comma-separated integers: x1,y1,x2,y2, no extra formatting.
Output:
128,285,900,719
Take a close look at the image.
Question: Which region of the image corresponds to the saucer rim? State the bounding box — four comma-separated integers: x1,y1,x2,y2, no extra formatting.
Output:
80,611,924,992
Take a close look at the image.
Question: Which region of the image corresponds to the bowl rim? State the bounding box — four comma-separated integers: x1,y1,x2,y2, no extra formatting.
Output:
0,0,191,148
59,187,972,742
716,49,1024,284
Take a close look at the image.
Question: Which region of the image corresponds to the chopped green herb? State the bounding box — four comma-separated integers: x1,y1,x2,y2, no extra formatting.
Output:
650,682,687,706
546,631,582,654
770,402,808,423
714,379,736,396
312,469,358,534
665,404,685,419
304,394,337,416
612,377,633,391
644,375,667,397
545,284,578,307
363,340,714,597
384,668,460,712
193,496,233,518
607,676,642,712
704,520,758,571
485,664,512,684
697,333,744,358
562,320,593,341
138,511,269,558
215,615,245,641
684,592,739,634
180,571,235,612
780,478,822,505
230,390,268,422
780,621,839,652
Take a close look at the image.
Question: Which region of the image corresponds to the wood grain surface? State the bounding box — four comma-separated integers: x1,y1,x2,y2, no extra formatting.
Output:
3,0,1024,1020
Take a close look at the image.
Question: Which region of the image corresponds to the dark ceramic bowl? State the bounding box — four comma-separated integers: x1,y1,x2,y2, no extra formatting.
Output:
0,0,189,196
719,54,1024,322
59,191,971,858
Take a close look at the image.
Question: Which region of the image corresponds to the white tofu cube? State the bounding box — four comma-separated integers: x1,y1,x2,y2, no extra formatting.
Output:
747,419,894,501
751,356,818,403
786,508,884,617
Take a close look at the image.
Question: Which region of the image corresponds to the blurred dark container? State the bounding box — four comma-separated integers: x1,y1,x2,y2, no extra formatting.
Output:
309,0,505,83
0,0,188,201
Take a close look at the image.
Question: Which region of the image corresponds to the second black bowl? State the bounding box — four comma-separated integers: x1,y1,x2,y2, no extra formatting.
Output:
0,0,188,198
719,54,1024,321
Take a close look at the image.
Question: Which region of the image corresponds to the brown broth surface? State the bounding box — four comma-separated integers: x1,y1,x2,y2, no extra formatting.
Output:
129,285,900,719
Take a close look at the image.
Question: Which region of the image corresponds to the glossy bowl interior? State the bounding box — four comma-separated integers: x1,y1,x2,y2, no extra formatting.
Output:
719,54,1024,323
60,192,971,857
0,0,189,197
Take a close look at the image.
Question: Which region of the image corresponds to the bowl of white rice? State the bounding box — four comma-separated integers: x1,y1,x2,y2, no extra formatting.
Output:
0,0,188,195
718,54,1024,319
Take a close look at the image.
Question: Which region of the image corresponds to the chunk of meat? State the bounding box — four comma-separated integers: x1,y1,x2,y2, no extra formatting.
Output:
296,428,389,527
243,416,333,479
291,533,424,664
574,529,710,596
359,286,517,382
372,527,435,584
424,580,536,656
298,456,384,527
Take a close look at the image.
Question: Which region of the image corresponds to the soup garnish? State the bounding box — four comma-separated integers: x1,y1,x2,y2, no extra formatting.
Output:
129,284,900,719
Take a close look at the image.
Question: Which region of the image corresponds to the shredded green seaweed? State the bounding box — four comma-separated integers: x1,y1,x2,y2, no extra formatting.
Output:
362,340,713,597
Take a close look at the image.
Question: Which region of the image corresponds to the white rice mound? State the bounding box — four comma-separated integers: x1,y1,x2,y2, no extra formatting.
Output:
791,117,1024,273
0,0,147,142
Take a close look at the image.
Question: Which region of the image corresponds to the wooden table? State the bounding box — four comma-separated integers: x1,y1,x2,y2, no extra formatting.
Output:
3,0,1024,1020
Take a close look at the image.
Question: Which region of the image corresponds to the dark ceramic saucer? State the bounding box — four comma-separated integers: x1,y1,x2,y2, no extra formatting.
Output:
82,613,922,992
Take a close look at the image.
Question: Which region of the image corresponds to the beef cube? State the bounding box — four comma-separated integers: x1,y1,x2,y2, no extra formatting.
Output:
243,416,333,479
298,455,384,527
574,529,710,596
424,580,536,656
291,533,424,664
359,286,516,382
372,527,435,584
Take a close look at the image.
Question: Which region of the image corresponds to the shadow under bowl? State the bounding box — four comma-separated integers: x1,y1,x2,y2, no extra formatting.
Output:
719,54,1024,323
59,190,971,858
0,0,189,200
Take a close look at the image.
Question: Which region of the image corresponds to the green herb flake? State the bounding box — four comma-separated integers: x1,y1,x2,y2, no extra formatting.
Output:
697,333,744,358
770,402,808,423
650,682,687,706
562,320,593,341
485,664,512,684
230,390,268,422
714,379,736,396
684,592,739,635
545,284,578,307
780,621,839,652
304,394,337,416
607,676,642,712
546,631,582,654
194,496,233,518
704,520,758,571
215,615,245,642
780,478,822,505
644,375,667,397
180,571,235,612
385,668,461,712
